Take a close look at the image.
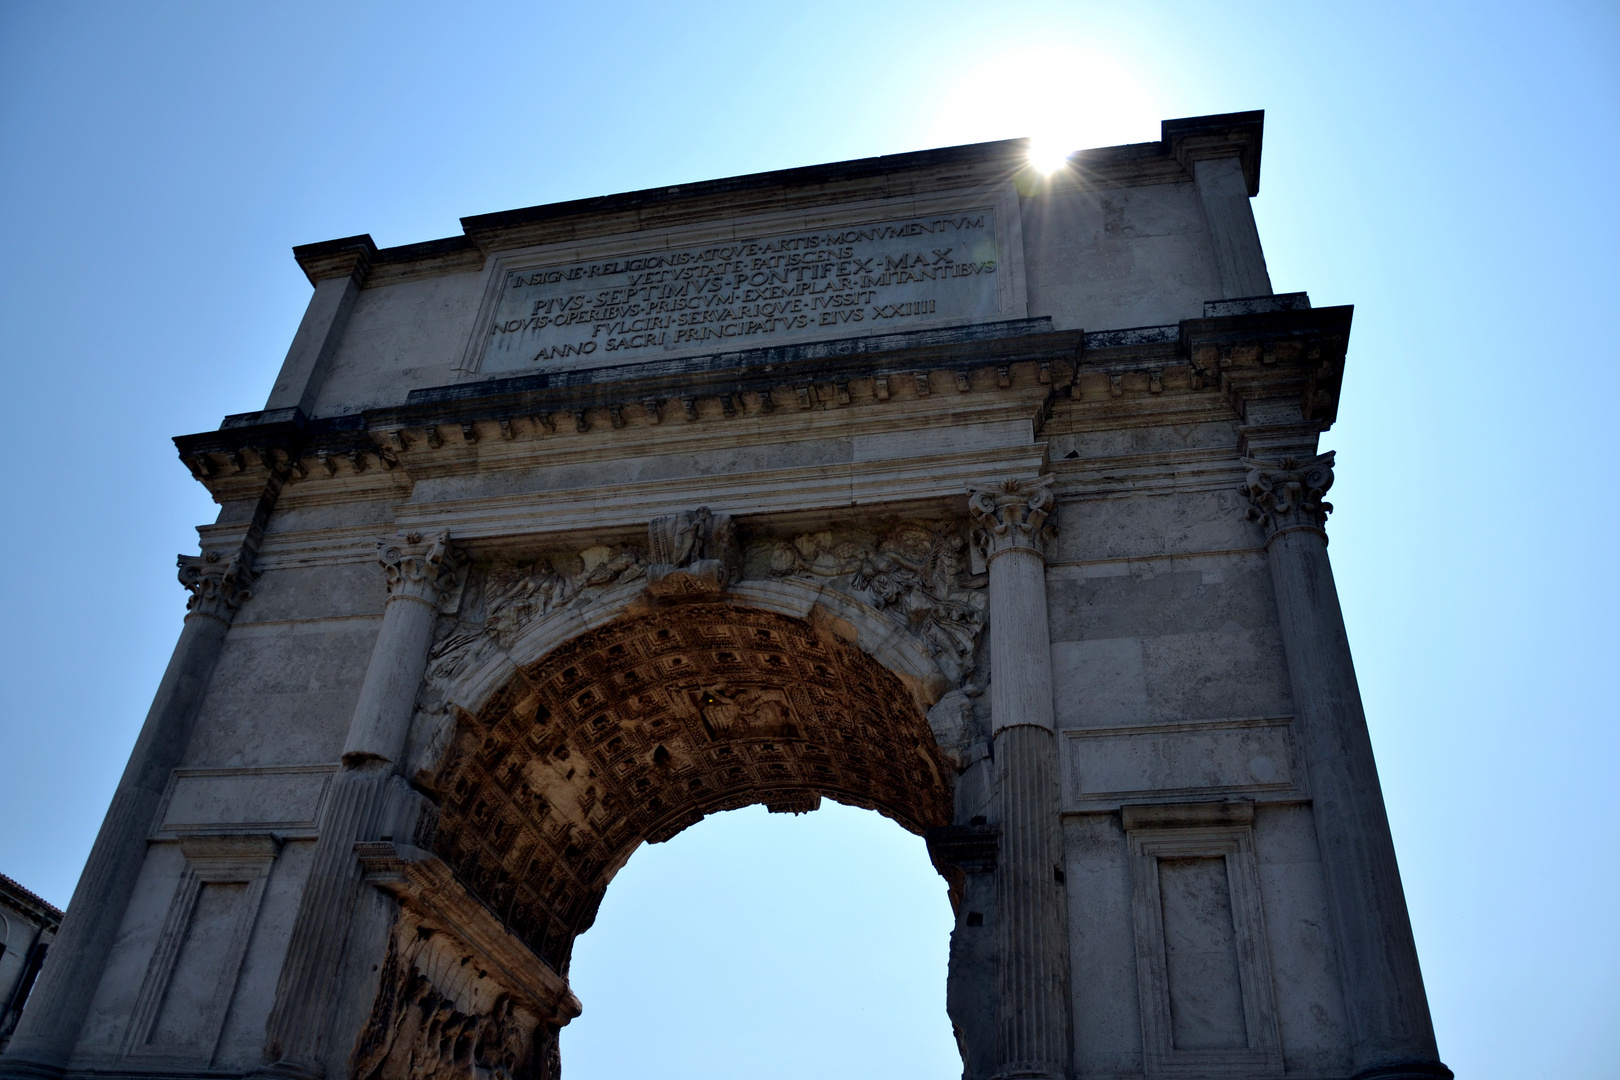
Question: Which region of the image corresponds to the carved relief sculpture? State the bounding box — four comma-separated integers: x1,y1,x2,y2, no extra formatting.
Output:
759,521,988,684
645,507,738,597
352,916,554,1080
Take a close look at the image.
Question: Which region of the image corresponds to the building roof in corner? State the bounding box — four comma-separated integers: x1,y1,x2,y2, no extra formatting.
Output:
0,871,64,926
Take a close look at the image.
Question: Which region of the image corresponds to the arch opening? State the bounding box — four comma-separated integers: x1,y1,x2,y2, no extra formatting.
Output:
396,603,959,1076
562,801,961,1077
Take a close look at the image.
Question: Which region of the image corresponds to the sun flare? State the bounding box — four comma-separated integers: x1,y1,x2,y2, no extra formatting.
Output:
924,44,1164,161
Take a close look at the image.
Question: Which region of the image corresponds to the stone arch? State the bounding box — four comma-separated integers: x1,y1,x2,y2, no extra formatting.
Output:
416,600,957,985
429,574,957,728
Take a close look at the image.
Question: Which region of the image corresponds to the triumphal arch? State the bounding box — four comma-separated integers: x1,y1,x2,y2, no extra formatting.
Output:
0,112,1451,1080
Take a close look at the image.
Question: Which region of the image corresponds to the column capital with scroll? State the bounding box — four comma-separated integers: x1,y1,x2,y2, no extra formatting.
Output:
376,530,464,610
968,476,1058,566
177,550,256,624
1240,452,1335,544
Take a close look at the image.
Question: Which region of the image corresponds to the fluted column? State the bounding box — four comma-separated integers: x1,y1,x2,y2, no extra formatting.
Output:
969,477,1070,1080
259,532,460,1080
1241,454,1450,1080
0,553,255,1080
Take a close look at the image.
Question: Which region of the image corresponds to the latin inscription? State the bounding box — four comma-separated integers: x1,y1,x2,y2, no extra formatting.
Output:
480,212,1001,372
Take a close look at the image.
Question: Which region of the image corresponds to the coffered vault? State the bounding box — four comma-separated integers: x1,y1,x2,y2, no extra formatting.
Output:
0,112,1452,1080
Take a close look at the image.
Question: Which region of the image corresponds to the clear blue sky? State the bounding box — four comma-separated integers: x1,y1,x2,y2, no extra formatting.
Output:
1,2,1615,1077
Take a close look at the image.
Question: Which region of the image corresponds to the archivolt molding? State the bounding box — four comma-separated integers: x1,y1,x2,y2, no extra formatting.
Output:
407,517,981,765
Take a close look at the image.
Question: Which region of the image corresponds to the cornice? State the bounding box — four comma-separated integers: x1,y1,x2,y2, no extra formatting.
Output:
1163,110,1265,196
290,234,376,287
285,111,1264,287
1179,301,1353,439
174,319,1080,497
176,303,1350,506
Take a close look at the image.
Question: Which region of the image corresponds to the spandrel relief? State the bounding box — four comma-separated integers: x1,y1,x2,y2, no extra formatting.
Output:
406,544,647,782
425,545,647,687
752,520,988,684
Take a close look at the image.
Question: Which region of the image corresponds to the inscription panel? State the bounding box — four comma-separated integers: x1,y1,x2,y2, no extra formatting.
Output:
468,191,1022,375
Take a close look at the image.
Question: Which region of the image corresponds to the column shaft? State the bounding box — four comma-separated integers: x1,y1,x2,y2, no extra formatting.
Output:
342,592,442,765
1267,529,1445,1079
971,478,1070,1080
259,533,457,1079
0,614,230,1079
0,539,260,1080
1244,454,1448,1080
993,723,1067,1078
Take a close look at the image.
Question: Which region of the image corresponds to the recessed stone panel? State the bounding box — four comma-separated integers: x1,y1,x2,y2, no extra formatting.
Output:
1063,718,1298,806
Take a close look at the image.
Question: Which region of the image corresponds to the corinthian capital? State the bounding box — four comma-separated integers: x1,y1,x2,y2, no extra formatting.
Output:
377,531,464,609
1240,452,1335,541
177,550,255,622
968,476,1057,564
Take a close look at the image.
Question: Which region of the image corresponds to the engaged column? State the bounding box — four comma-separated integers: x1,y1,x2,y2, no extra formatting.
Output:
1241,454,1449,1080
259,531,461,1080
969,477,1071,1080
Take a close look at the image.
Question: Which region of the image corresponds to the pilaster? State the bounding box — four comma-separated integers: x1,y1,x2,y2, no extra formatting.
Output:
264,235,375,418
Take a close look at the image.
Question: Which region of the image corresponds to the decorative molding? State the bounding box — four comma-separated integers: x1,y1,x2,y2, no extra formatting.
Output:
968,476,1057,565
152,765,337,840
384,443,1048,543
377,531,466,611
759,520,987,684
645,508,738,598
1239,452,1334,543
176,550,256,622
121,835,280,1068
1125,815,1283,1077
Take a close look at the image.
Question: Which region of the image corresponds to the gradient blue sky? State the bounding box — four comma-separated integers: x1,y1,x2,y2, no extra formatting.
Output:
1,3,1615,1077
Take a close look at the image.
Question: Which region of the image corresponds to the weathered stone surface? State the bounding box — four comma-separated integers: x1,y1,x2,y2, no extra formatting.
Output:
0,113,1451,1080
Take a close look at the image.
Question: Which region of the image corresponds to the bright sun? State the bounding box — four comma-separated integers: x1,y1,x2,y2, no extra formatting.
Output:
1027,138,1073,175
924,44,1164,165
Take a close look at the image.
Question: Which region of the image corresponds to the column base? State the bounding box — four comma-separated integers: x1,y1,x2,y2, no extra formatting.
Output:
248,1057,327,1080
990,1063,1065,1080
1353,1060,1454,1080
0,1058,67,1080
